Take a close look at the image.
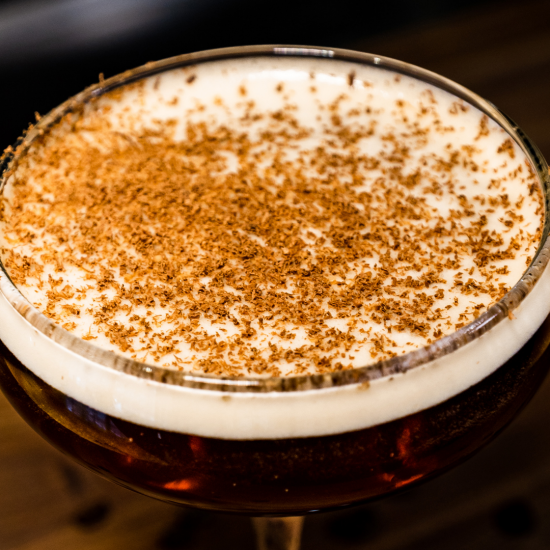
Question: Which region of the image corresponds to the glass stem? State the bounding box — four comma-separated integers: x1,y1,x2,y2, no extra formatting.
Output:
252,516,304,550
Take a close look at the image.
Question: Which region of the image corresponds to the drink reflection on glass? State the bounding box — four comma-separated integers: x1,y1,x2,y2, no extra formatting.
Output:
0,46,549,549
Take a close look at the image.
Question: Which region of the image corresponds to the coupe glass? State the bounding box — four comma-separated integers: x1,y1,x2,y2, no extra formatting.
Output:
1,45,549,550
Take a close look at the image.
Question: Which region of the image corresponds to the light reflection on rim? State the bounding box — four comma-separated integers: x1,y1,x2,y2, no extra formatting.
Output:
1,44,549,393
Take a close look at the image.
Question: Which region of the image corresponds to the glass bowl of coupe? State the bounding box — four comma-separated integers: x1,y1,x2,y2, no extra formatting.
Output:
0,45,549,550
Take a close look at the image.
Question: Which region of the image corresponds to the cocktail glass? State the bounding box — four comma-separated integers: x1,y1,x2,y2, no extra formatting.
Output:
0,46,549,550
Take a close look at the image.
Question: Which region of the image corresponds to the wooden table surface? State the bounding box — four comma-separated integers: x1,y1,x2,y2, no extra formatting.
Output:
1,0,550,548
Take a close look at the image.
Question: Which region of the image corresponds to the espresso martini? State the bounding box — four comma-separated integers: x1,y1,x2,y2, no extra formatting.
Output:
0,48,548,513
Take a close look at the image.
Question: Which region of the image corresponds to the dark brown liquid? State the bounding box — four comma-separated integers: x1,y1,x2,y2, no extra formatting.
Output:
1,315,550,515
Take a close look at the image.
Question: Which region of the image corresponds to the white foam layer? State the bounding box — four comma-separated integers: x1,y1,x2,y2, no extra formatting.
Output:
0,261,549,439
0,54,548,439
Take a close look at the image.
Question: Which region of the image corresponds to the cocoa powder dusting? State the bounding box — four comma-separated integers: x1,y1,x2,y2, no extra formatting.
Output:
0,75,543,376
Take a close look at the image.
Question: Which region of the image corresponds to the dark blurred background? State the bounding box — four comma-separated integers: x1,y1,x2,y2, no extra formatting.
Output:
1,0,549,158
1,0,550,549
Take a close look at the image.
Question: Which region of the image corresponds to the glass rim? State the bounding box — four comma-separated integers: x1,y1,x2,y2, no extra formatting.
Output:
1,44,549,393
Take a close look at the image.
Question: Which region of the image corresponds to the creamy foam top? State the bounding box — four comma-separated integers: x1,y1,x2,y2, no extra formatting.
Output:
0,54,547,439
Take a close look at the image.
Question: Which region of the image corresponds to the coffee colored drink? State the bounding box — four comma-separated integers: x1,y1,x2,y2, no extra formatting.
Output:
0,47,548,513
